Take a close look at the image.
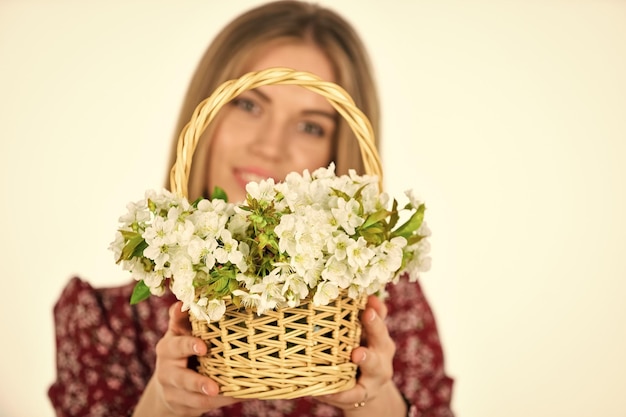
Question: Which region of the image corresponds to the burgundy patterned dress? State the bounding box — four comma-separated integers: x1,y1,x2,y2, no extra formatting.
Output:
48,276,454,416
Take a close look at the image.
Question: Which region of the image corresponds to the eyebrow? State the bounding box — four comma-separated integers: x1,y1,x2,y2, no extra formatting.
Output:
248,88,337,121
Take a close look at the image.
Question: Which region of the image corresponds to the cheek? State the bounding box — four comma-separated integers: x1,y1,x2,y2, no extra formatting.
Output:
208,114,251,162
205,119,240,188
290,138,333,172
211,118,237,153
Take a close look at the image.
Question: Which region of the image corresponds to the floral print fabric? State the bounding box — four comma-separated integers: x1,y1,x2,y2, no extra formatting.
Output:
48,276,454,416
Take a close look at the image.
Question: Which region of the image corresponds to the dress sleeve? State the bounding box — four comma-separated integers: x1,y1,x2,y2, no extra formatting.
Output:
385,277,455,417
48,277,150,417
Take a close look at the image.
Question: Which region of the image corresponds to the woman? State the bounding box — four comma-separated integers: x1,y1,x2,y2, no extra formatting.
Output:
48,2,454,416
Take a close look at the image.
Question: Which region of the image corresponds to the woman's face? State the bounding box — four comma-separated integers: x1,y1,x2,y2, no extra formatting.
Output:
206,41,337,202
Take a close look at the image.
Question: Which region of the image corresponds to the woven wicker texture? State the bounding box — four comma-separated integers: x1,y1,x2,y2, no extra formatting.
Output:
171,67,382,399
191,292,367,399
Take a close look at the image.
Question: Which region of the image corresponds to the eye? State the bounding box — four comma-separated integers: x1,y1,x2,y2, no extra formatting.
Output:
298,121,325,137
232,97,260,115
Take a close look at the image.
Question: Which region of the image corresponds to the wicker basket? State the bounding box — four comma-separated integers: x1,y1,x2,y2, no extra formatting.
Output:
169,67,383,399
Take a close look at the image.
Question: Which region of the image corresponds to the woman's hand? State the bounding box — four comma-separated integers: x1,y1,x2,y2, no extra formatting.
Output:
132,302,242,417
316,295,407,416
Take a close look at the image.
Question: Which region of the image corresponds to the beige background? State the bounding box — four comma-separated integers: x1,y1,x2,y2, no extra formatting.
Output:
1,1,625,416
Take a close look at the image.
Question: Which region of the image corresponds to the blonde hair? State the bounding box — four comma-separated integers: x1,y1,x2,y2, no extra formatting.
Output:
167,0,380,200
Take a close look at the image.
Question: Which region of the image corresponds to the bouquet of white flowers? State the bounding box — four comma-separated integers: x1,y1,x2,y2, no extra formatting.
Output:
110,163,431,324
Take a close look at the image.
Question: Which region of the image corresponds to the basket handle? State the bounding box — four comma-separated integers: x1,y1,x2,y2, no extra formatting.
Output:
169,67,382,198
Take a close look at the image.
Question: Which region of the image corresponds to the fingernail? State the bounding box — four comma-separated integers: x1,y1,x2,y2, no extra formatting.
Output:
359,351,367,363
201,384,209,395
193,343,200,354
368,309,377,323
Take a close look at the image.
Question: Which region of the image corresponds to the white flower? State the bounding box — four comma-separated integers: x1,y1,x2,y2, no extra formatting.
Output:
227,211,250,239
418,221,432,237
197,197,228,213
274,214,297,255
332,198,364,235
232,289,261,309
246,178,277,203
189,209,227,240
109,232,126,262
348,284,362,300
143,216,177,247
404,189,423,209
302,258,325,288
187,236,217,269
174,219,195,246
171,275,195,310
118,199,150,224
202,298,227,322
168,251,195,283
353,267,375,289
361,183,383,213
126,258,149,280
236,272,256,290
322,255,351,288
326,233,351,261
143,242,170,270
143,269,165,291
312,162,336,179
277,268,310,308
294,207,333,254
346,237,374,270
250,268,286,315
214,229,243,265
234,242,249,273
313,281,339,306
290,248,317,278
374,236,407,273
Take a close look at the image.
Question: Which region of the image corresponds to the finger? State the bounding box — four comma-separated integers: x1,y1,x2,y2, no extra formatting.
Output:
163,387,245,415
159,365,220,397
317,381,369,410
361,307,395,353
366,295,388,320
156,333,208,360
351,345,392,384
168,301,192,336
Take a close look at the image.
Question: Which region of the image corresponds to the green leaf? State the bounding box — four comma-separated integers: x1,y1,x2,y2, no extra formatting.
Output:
211,186,228,202
209,276,233,297
130,239,149,259
130,280,151,304
231,295,241,308
330,187,351,201
363,226,385,235
258,232,275,251
360,228,384,245
352,183,370,201
118,234,147,263
361,209,390,229
393,204,425,238
406,234,426,246
228,279,240,293
388,199,400,229
119,229,140,240
250,214,267,228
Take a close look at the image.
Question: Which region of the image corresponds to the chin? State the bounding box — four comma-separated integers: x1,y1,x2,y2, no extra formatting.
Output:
228,189,247,204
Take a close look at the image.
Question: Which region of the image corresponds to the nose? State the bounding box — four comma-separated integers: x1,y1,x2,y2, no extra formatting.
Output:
249,116,287,161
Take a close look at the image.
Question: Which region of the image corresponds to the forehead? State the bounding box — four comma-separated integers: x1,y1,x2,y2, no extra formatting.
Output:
243,40,336,83
241,41,337,112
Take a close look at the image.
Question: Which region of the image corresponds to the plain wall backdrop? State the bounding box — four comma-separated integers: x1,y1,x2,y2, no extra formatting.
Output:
1,1,625,416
